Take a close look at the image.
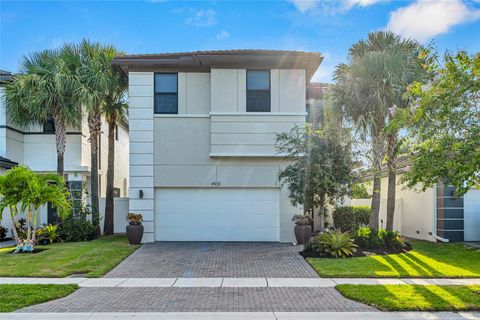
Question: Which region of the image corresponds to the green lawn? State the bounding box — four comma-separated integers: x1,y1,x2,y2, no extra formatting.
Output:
0,235,138,278
0,284,78,312
307,241,480,278
336,284,480,311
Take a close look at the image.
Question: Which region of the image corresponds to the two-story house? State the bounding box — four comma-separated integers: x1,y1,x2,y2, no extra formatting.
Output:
113,50,322,242
0,70,130,230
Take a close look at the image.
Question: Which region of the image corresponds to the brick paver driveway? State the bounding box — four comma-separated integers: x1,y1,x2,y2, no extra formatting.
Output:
105,242,319,278
19,242,375,313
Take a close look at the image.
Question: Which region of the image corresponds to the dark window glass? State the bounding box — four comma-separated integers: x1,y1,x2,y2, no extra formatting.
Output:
43,116,55,133
113,188,121,198
115,125,119,141
247,70,270,112
155,73,178,114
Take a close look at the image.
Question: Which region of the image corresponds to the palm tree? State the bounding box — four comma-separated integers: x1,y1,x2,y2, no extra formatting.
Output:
103,77,127,235
334,31,425,231
4,49,81,176
76,40,124,236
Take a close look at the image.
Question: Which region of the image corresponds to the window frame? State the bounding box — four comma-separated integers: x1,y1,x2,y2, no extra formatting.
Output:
154,73,179,114
246,69,271,112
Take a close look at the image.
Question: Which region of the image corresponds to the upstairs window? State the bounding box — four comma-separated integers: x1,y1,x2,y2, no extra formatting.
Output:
155,73,178,114
247,70,270,112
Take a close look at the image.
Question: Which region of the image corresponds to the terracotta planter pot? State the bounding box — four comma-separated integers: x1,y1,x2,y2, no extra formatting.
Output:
126,224,143,245
294,224,312,245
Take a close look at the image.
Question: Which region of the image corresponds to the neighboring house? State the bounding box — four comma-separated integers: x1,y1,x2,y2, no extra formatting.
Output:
349,157,480,242
0,70,130,231
306,82,330,128
113,49,322,242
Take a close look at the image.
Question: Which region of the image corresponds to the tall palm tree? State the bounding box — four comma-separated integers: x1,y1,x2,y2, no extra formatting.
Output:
76,40,124,236
103,77,127,235
334,31,425,231
4,49,81,176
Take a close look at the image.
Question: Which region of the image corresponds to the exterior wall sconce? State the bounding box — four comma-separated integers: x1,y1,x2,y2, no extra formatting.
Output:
139,189,144,199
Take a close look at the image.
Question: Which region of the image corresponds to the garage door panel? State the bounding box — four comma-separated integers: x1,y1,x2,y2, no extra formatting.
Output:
155,188,279,241
157,189,278,201
156,200,279,216
156,227,279,241
159,213,279,228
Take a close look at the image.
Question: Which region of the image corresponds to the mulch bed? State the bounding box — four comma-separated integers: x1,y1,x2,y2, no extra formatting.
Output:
7,248,49,255
300,242,412,259
0,237,13,242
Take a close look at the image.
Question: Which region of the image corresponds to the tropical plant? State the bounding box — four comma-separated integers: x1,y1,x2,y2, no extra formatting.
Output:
0,166,70,252
73,39,124,237
333,31,428,231
354,226,381,249
292,214,312,225
312,230,357,258
276,123,355,229
401,51,480,196
127,213,143,225
4,49,81,176
379,229,406,249
36,224,62,245
332,206,370,233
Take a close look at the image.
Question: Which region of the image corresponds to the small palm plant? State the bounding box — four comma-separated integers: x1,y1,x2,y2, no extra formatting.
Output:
0,166,70,252
312,230,358,258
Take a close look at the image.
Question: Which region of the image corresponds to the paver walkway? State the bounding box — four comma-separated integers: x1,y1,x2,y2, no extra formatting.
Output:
20,287,374,312
4,312,480,319
105,242,319,278
2,277,480,287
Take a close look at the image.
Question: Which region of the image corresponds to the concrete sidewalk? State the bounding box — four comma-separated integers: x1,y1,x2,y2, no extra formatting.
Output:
3,312,480,319
1,277,479,287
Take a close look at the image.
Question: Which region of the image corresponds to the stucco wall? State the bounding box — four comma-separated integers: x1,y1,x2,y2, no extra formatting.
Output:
129,70,306,242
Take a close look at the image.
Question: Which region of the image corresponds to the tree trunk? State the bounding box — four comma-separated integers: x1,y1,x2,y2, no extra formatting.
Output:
104,117,116,235
88,110,102,238
9,206,19,244
52,108,66,177
386,132,398,232
369,126,384,231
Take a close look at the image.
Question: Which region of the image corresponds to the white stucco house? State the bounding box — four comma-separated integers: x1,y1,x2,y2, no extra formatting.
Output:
112,49,323,243
0,70,130,231
348,158,480,243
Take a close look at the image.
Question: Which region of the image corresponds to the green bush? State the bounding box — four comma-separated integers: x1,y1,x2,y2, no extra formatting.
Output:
351,183,371,199
333,206,370,233
354,227,406,249
312,230,357,258
58,206,96,242
379,229,406,249
354,226,381,248
37,224,62,245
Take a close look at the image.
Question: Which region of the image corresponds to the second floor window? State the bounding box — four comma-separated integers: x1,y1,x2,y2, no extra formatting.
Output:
155,73,178,114
43,116,55,133
247,70,270,112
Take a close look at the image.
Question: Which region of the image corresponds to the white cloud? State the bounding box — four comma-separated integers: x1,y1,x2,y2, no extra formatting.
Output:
386,0,480,42
288,0,384,14
216,30,230,40
288,0,318,13
185,9,216,27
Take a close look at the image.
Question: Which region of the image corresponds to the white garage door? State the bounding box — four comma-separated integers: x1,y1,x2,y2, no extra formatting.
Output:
155,188,279,241
464,189,480,241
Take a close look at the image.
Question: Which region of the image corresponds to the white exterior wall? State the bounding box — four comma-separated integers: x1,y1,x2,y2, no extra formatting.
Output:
130,69,306,243
464,188,480,241
128,72,155,243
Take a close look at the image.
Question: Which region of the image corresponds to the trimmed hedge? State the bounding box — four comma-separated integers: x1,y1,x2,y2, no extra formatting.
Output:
333,206,370,233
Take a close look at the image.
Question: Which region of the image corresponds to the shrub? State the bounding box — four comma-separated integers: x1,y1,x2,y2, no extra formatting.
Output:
58,206,96,242
333,206,370,233
354,226,382,248
312,230,357,258
0,225,8,240
379,229,406,249
37,224,62,245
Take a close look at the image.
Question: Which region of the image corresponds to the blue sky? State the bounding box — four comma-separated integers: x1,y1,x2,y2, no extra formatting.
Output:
1,0,479,83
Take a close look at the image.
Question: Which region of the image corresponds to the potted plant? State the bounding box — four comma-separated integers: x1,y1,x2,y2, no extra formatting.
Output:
126,212,143,245
292,214,312,245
